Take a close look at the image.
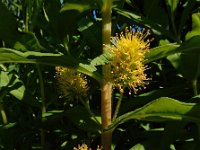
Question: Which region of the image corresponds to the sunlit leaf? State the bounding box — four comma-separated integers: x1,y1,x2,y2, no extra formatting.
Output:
145,43,179,63
106,97,200,132
146,36,200,63
165,0,179,14
0,48,102,82
186,13,200,40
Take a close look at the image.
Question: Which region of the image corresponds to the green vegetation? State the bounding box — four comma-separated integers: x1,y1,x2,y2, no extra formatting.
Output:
0,0,200,149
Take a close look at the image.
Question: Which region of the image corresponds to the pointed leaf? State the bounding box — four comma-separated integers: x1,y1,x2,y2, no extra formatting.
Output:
165,0,179,14
145,43,180,63
168,53,200,80
146,36,200,63
177,35,200,53
60,0,98,13
0,48,102,82
178,0,196,34
90,52,112,67
106,97,200,132
186,13,200,40
13,32,45,52
78,18,102,52
114,8,176,41
59,0,97,35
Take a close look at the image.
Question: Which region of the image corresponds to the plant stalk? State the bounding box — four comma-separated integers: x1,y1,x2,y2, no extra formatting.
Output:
0,103,7,125
192,79,198,96
0,90,8,125
80,98,101,127
101,0,113,149
112,92,123,121
36,65,46,150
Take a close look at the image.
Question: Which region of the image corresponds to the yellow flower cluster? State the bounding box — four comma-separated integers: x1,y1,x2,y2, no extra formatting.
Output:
73,144,102,150
111,27,150,93
55,67,88,101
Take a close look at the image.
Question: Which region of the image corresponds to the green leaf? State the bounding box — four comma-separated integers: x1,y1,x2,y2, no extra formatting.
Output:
168,53,200,80
10,83,25,100
0,2,45,51
44,0,61,38
43,106,101,133
60,0,96,13
146,36,200,63
143,0,168,27
106,97,200,132
78,18,102,52
159,122,185,150
130,137,176,150
178,0,196,34
0,48,102,82
130,141,176,150
145,43,180,63
0,71,25,100
119,85,187,115
173,35,200,76
112,0,126,8
0,2,20,45
114,8,176,41
165,0,179,14
186,13,200,40
167,35,200,81
59,0,97,35
65,106,101,133
177,35,200,53
130,143,146,150
13,32,45,52
90,52,112,67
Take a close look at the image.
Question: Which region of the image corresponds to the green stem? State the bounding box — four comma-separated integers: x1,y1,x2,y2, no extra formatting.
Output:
36,65,46,150
36,65,46,114
80,98,101,127
112,92,123,121
24,2,46,149
0,103,7,125
25,3,29,32
101,0,113,149
170,15,180,43
192,79,198,96
63,36,71,55
0,89,9,125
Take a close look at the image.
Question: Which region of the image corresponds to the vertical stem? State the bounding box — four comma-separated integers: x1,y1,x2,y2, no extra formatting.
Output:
0,90,8,125
37,65,46,114
36,65,46,150
192,79,198,96
101,0,113,150
0,103,7,125
25,0,29,32
80,98,101,126
112,92,123,121
24,1,46,149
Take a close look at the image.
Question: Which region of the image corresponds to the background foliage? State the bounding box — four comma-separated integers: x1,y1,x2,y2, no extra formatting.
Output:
0,0,200,149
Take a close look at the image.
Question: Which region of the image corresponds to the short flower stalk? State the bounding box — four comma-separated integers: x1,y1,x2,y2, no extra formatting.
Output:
110,27,150,123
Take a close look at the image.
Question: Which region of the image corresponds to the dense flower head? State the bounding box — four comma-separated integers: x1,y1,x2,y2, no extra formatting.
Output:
55,67,88,101
110,27,150,93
